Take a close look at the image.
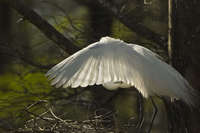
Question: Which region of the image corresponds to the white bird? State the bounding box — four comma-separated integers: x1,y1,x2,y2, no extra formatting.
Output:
46,36,199,132
46,36,198,106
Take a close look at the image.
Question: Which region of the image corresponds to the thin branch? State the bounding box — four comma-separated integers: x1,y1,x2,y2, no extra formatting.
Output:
168,0,173,64
25,100,48,110
49,108,68,124
26,110,50,124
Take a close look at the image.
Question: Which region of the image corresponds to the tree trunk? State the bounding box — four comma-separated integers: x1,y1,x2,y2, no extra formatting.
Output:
87,1,113,43
167,0,200,133
0,2,12,73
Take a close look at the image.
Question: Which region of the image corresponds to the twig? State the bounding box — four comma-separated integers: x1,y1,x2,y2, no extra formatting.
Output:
25,110,51,123
26,110,50,124
25,100,48,110
49,108,67,124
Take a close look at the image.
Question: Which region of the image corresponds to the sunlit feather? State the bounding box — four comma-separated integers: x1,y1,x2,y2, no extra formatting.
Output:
46,36,198,106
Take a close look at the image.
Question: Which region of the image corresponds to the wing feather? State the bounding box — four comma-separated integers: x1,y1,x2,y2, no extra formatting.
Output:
47,57,74,80
102,56,112,83
46,37,197,106
87,56,98,86
111,55,118,81
79,56,94,87
88,56,98,85
96,56,104,85
63,53,91,88
69,61,87,88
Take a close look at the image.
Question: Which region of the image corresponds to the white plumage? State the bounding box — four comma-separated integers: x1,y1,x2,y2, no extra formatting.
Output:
46,36,198,106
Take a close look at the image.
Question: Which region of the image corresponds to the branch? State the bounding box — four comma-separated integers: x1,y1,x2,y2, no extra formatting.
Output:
168,0,173,64
19,54,54,69
5,0,80,54
6,0,167,53
41,0,84,33
0,43,54,69
96,0,167,50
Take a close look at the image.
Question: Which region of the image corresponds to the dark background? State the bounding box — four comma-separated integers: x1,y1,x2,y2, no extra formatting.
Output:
0,0,199,132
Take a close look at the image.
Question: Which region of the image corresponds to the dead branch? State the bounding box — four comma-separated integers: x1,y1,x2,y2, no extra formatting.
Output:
14,99,137,133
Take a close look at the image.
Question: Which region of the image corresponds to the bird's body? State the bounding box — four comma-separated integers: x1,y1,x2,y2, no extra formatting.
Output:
46,36,198,106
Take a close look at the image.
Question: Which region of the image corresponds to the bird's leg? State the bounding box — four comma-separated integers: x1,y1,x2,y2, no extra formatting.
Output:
147,97,158,133
136,92,144,133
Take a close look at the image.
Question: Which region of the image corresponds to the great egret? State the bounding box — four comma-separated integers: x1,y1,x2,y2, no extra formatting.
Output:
46,36,198,132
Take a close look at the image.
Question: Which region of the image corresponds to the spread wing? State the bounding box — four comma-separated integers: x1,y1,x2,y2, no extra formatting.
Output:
46,41,149,95
46,37,197,106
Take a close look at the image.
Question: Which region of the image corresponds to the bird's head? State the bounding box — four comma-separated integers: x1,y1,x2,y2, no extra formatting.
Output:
99,36,123,43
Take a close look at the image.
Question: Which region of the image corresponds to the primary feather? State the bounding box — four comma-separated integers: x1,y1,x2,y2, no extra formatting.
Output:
46,36,198,106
